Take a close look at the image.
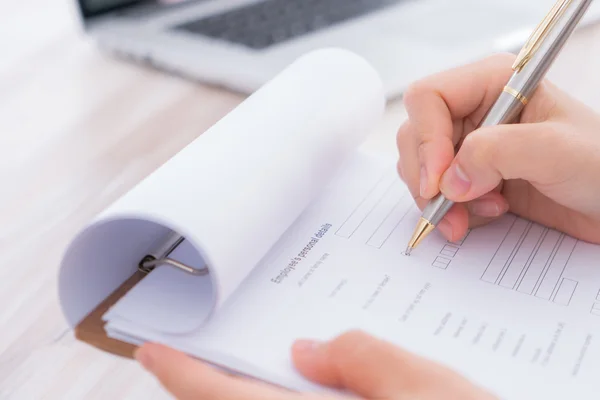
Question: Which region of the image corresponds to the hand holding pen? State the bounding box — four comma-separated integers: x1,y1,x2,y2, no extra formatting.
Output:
401,0,598,254
398,1,600,253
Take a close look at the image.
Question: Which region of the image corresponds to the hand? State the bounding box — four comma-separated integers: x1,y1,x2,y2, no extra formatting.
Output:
397,53,600,244
134,330,495,400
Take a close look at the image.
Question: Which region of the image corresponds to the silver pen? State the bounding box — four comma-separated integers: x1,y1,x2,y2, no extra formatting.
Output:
406,0,594,255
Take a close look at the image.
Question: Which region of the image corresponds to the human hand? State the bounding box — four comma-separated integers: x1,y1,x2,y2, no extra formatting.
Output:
135,330,496,400
397,53,600,244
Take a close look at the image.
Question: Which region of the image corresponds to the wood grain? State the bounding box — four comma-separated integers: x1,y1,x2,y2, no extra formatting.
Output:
2,0,600,398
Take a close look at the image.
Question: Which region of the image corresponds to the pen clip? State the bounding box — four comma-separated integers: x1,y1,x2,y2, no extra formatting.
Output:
512,0,573,72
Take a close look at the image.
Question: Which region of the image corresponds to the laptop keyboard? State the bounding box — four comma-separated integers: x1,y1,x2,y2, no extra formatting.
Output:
173,0,408,49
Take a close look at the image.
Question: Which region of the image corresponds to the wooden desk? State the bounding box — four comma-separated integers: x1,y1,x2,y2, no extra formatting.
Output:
2,0,600,398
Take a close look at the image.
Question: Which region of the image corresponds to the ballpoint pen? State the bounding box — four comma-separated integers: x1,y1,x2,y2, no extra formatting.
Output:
405,0,594,255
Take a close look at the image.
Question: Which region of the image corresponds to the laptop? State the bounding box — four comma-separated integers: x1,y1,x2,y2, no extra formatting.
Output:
74,0,600,99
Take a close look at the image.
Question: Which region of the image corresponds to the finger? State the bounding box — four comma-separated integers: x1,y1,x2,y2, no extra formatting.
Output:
467,191,509,219
439,204,469,242
292,330,495,400
135,343,306,400
465,191,510,235
435,192,508,242
396,121,421,199
397,119,465,198
439,122,577,202
402,53,517,198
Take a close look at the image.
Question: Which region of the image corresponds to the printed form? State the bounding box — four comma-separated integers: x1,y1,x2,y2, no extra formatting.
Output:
228,151,600,398
105,151,600,399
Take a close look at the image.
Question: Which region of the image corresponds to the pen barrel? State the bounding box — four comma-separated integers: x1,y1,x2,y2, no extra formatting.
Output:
478,90,527,127
509,0,594,100
422,194,455,226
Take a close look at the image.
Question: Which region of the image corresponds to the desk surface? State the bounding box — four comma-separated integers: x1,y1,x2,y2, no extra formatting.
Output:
3,0,600,398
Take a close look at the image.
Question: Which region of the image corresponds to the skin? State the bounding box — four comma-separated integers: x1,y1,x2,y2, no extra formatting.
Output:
397,53,600,244
135,330,496,400
135,53,600,399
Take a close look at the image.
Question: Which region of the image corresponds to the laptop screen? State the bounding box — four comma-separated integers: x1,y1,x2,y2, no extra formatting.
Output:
79,0,190,18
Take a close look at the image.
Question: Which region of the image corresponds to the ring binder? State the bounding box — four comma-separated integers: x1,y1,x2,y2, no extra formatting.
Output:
138,231,209,276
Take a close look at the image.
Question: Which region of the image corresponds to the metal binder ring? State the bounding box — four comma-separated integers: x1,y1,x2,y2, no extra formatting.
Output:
139,256,209,276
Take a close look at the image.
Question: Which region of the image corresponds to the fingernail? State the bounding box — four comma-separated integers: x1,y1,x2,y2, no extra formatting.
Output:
469,199,507,217
437,219,453,239
294,339,321,355
134,347,154,371
440,163,471,198
419,165,428,197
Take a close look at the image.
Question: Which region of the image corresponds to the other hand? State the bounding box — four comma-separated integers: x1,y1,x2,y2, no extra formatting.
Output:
135,330,496,400
397,53,600,243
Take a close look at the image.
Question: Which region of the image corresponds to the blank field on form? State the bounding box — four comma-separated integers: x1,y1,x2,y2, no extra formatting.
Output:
336,173,397,239
535,235,578,300
366,193,413,248
553,278,578,306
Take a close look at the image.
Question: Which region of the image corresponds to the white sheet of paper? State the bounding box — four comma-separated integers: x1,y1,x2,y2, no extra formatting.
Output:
106,151,600,399
59,48,385,326
104,47,384,309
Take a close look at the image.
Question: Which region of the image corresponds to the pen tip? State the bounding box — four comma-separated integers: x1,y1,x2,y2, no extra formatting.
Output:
406,217,436,256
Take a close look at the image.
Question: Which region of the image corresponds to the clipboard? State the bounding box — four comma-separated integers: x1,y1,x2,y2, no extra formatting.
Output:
74,232,208,359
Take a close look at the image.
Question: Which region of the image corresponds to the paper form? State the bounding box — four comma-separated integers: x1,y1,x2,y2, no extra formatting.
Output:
60,48,385,327
105,151,600,399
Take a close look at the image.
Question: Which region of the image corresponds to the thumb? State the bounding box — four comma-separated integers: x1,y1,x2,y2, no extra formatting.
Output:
439,122,570,202
292,330,494,399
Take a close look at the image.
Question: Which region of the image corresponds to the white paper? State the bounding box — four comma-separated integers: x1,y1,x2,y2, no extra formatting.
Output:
58,48,385,327
106,151,600,399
